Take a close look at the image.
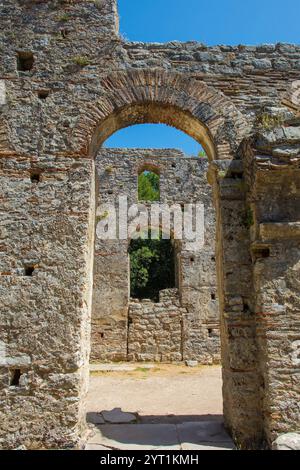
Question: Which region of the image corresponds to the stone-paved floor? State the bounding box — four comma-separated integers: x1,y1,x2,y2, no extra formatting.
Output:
85,363,234,450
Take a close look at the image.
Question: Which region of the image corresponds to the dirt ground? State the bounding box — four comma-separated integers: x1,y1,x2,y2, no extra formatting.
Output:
86,363,223,422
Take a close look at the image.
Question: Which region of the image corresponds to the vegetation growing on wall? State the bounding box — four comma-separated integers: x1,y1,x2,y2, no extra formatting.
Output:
198,150,207,158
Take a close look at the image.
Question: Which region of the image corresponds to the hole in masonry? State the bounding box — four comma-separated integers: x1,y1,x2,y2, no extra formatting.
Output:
190,256,195,263
30,170,41,183
100,332,104,339
172,163,176,168
10,369,21,387
208,328,213,337
211,256,216,262
61,28,70,39
252,247,270,261
17,51,34,72
230,171,243,179
211,293,216,300
24,266,35,277
176,178,181,184
37,90,49,100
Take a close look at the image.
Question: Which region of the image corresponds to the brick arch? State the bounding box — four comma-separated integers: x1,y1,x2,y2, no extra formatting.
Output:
137,162,161,176
73,70,249,161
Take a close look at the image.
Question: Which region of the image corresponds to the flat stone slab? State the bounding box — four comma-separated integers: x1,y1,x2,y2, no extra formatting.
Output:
86,421,234,450
89,424,181,450
185,360,199,367
177,421,234,447
272,433,300,450
101,408,137,424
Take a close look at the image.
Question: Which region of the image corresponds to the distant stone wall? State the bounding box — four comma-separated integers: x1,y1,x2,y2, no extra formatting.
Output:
91,148,220,364
128,288,220,364
128,289,184,363
91,239,129,362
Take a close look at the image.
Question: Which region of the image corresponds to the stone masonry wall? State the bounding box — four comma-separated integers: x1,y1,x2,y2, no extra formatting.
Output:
91,148,220,364
128,289,185,363
244,122,300,443
0,154,95,449
1,0,299,450
1,1,300,160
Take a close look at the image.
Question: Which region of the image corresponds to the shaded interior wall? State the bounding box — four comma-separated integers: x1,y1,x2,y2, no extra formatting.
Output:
91,239,129,361
209,157,262,448
91,148,219,364
245,125,300,444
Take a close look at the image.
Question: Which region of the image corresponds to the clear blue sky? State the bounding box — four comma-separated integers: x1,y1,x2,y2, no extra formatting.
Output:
105,0,300,155
117,0,300,45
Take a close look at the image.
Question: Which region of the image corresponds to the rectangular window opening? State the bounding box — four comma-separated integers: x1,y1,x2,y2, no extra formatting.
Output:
10,369,21,387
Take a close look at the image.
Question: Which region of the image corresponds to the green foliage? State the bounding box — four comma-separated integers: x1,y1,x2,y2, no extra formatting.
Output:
96,210,109,223
57,13,70,22
135,367,150,373
105,166,114,174
94,0,105,9
198,150,207,158
218,170,227,179
243,208,254,228
138,171,160,201
257,112,284,130
72,56,90,67
129,234,175,301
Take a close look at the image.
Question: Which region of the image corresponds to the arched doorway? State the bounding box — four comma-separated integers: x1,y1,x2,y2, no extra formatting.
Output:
75,70,262,448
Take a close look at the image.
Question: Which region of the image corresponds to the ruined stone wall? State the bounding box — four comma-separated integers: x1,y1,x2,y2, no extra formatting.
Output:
91,148,219,364
0,0,299,450
244,122,300,443
128,289,185,363
121,42,300,116
0,155,95,449
0,1,300,159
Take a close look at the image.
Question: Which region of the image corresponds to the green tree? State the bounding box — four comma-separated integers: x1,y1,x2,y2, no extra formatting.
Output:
138,171,160,201
198,150,207,158
129,233,175,301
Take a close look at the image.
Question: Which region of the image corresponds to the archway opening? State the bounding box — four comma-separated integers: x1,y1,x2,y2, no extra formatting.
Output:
86,111,228,449
89,102,216,161
81,70,251,448
104,122,205,157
